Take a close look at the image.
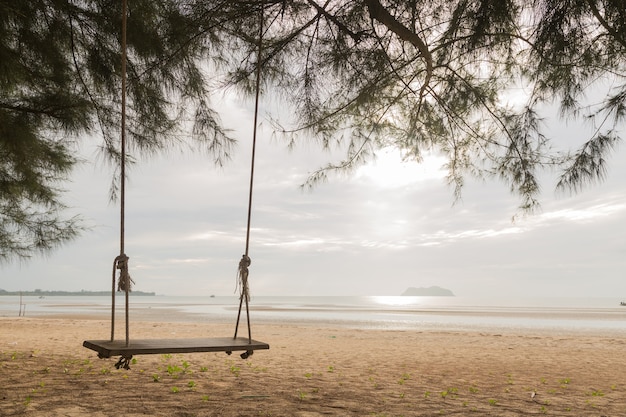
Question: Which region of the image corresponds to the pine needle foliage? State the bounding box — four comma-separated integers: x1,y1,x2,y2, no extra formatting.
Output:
201,0,626,212
3,0,626,261
0,0,235,262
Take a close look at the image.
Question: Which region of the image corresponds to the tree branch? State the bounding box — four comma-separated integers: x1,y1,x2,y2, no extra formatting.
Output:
364,0,433,113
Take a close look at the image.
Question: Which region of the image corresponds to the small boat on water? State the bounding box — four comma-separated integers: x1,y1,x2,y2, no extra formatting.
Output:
621,302,626,306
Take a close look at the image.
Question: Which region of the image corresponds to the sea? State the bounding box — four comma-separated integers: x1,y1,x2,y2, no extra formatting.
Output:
1,295,625,336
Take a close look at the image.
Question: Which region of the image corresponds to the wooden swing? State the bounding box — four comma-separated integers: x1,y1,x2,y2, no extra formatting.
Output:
83,0,269,369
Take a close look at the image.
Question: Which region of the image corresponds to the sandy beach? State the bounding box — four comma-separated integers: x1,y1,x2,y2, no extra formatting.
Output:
1,316,625,416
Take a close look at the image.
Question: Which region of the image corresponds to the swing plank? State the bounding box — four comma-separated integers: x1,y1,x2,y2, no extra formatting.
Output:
83,337,269,358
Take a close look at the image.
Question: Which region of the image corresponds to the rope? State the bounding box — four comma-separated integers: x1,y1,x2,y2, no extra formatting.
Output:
115,254,134,292
109,0,132,347
244,0,265,258
121,0,131,348
237,254,251,302
234,0,264,342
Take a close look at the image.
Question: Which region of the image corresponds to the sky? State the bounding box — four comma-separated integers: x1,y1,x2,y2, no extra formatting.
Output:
3,94,626,298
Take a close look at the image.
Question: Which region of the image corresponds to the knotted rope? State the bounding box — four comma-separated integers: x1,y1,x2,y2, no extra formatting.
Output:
114,254,134,292
114,355,133,370
237,254,251,302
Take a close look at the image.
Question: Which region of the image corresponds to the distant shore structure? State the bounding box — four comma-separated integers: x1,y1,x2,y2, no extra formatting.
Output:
401,286,455,296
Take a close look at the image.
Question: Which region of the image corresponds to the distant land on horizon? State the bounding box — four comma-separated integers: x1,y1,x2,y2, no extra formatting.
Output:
0,289,156,296
401,286,455,296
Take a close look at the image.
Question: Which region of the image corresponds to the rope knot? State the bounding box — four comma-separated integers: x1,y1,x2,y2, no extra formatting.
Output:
115,254,134,292
237,254,251,302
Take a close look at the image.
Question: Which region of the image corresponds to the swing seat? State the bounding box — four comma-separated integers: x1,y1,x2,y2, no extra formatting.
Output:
83,337,269,358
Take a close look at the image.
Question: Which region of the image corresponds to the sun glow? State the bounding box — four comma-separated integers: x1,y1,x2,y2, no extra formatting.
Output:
356,148,447,188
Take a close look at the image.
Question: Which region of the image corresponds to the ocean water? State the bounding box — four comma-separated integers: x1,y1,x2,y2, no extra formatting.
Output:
1,295,625,335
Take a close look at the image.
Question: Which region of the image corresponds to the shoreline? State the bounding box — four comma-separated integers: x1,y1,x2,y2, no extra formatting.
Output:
2,309,625,338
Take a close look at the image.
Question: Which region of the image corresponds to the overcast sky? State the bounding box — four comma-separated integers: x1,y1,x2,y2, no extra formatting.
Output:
4,94,626,298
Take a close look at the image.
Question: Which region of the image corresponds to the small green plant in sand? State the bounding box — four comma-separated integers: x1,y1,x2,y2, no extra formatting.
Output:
589,389,604,397
327,366,335,373
171,386,180,393
559,378,571,385
469,386,479,394
230,365,241,377
488,399,498,406
304,372,313,378
187,380,196,389
167,364,182,377
200,366,208,372
201,395,209,401
424,391,431,399
152,374,161,382
297,390,307,401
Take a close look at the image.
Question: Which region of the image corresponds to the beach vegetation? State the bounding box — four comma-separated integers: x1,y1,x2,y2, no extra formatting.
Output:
167,364,182,377
488,399,498,406
468,386,479,394
229,365,241,377
152,374,161,382
327,366,335,373
588,389,604,397
297,389,307,401
559,378,571,385
171,386,180,393
200,366,209,372
424,391,431,399
304,372,313,378
201,395,209,401
187,380,196,390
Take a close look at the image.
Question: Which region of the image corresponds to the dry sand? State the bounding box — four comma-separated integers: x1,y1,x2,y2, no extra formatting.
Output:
1,316,625,416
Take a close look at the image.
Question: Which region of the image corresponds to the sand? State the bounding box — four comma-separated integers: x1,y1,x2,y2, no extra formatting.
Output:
1,316,625,416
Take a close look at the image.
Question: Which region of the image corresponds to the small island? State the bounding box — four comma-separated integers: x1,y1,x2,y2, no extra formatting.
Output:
401,286,455,296
0,289,156,296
